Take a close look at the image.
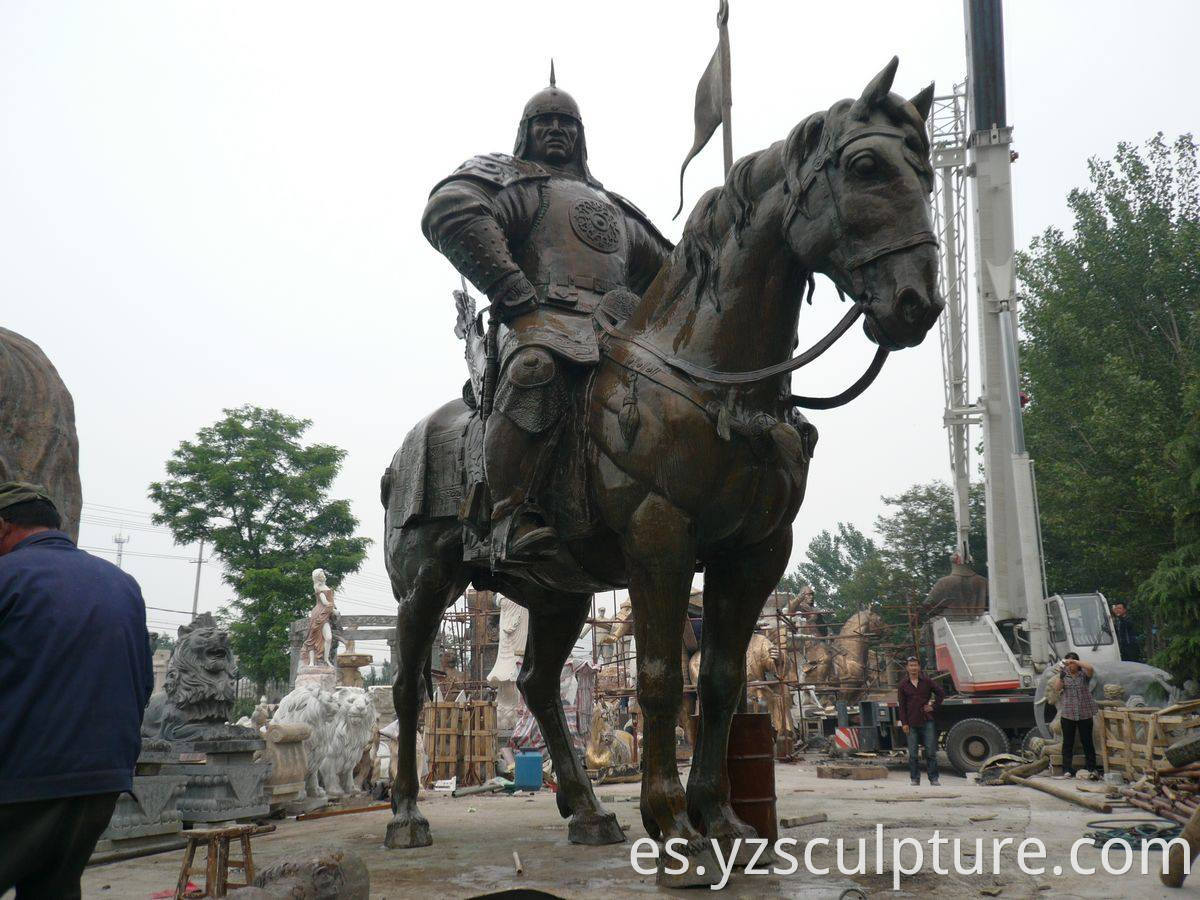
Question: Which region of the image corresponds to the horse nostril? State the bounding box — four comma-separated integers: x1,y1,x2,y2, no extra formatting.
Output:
897,288,925,325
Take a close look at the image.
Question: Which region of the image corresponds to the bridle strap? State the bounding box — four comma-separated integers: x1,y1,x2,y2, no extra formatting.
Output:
790,345,889,409
844,230,937,272
596,302,866,386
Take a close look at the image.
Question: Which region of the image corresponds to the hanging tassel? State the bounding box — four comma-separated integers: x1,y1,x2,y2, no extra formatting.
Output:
618,374,641,447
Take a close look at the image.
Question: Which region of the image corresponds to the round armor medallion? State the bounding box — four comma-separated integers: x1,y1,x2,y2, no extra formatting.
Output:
569,198,622,253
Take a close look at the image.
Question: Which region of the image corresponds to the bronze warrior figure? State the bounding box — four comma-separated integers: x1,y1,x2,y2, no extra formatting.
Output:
421,67,672,561
384,58,942,885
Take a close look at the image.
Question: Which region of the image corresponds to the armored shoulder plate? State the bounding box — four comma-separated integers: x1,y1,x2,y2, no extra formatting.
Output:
431,152,549,195
607,190,673,251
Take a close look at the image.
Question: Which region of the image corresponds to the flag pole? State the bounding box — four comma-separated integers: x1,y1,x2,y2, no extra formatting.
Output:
717,0,732,176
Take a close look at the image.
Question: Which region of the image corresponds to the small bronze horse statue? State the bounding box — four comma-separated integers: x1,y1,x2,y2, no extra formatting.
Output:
382,58,941,884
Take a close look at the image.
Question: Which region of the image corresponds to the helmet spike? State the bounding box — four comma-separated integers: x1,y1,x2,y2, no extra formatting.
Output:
549,59,556,87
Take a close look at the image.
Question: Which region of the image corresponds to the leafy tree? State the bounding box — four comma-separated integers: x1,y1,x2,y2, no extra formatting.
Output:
875,481,988,591
149,632,177,654
790,523,877,616
1017,134,1199,607
1138,379,1200,682
780,481,987,629
149,406,370,690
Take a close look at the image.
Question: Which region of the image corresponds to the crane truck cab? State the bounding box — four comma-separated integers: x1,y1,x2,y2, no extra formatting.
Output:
1045,592,1122,666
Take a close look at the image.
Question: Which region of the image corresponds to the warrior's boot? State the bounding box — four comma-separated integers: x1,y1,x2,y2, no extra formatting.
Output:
485,347,567,560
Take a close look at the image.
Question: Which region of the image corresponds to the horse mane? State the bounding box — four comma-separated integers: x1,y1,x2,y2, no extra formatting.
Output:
669,92,932,317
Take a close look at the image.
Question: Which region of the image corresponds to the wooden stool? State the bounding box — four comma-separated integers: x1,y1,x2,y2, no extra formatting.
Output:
175,823,274,898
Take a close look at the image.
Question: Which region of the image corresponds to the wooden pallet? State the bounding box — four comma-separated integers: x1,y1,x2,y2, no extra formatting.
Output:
425,702,461,783
461,700,497,787
423,700,497,786
1099,700,1200,778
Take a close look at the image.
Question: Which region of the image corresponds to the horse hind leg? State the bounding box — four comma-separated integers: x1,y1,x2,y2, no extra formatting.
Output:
514,586,624,845
384,519,469,850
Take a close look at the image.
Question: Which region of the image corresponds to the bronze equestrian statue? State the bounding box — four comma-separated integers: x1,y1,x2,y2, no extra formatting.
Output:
383,58,942,883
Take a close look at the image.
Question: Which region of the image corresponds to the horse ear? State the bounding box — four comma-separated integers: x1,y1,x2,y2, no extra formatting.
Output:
909,82,935,121
849,56,900,121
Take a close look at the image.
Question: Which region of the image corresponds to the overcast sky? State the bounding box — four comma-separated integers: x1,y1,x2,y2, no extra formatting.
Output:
2,1,1195,654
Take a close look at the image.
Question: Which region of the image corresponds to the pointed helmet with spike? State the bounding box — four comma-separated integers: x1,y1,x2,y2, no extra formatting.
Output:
513,61,593,181
519,59,584,126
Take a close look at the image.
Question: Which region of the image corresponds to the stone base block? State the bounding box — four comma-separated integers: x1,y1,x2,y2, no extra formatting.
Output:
175,738,271,823
98,772,189,844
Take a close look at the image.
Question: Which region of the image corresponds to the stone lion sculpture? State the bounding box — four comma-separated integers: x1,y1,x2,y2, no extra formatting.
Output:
142,613,250,742
272,683,341,802
322,688,377,798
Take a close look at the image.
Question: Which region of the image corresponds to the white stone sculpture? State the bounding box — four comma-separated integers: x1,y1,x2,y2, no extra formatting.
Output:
487,595,528,732
321,687,377,798
303,568,337,668
271,682,340,803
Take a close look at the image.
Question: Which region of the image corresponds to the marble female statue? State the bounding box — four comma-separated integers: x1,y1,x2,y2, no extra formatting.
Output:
486,595,529,731
303,568,337,668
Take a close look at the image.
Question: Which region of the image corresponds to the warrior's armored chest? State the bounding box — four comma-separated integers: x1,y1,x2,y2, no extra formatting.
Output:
514,178,629,314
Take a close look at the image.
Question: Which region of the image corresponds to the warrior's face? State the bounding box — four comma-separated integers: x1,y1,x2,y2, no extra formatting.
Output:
529,114,579,165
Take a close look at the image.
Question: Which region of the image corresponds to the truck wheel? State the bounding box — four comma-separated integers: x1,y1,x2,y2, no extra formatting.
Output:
946,718,1009,774
1166,733,1200,768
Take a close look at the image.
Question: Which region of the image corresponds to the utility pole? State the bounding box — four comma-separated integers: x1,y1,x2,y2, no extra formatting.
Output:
113,531,130,569
964,0,1049,662
191,538,206,620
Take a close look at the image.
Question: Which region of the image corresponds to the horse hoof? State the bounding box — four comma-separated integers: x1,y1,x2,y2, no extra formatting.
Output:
655,842,722,888
384,814,432,849
568,811,626,845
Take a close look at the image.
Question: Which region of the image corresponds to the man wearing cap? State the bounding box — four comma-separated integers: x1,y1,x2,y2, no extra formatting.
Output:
0,482,154,898
897,655,945,786
422,65,673,561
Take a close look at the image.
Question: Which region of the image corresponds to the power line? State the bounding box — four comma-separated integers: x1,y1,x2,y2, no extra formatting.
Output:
83,502,158,518
81,545,196,561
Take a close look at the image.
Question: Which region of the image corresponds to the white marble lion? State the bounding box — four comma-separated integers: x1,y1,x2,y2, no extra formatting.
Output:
321,687,377,797
271,682,340,802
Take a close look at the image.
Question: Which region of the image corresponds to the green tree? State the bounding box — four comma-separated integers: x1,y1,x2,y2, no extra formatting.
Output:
778,523,879,621
149,406,370,690
780,482,987,630
1017,134,1199,604
1138,379,1200,682
875,481,988,592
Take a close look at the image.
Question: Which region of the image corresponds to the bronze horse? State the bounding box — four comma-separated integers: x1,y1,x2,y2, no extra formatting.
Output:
383,59,941,880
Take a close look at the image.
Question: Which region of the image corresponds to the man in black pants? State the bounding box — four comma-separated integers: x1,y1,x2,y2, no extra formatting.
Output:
0,483,154,898
1051,652,1101,780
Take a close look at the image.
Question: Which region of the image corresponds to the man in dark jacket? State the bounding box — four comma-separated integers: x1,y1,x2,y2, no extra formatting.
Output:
0,482,154,898
898,655,946,786
1111,602,1142,662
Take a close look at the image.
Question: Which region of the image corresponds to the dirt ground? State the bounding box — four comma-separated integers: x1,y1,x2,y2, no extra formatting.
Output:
81,756,1200,898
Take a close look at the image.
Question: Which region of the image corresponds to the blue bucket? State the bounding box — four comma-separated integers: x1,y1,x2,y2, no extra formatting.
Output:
513,751,543,791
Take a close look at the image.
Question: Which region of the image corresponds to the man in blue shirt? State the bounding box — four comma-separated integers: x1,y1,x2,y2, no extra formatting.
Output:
0,482,154,898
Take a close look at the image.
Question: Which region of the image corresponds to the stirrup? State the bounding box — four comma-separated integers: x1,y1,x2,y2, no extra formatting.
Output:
509,523,559,559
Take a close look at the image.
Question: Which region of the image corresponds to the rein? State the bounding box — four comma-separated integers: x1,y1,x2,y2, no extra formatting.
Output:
596,303,889,411
600,121,941,410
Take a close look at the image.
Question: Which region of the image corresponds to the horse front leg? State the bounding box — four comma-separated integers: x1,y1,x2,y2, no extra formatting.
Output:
515,588,624,845
687,530,792,857
623,493,720,887
384,523,469,849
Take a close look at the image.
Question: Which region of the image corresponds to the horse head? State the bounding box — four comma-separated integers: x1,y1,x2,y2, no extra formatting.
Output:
782,58,942,350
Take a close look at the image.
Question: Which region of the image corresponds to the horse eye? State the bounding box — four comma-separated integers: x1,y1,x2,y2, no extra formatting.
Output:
849,153,878,176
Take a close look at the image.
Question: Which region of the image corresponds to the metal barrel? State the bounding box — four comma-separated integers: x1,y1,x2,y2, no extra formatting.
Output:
727,711,778,841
